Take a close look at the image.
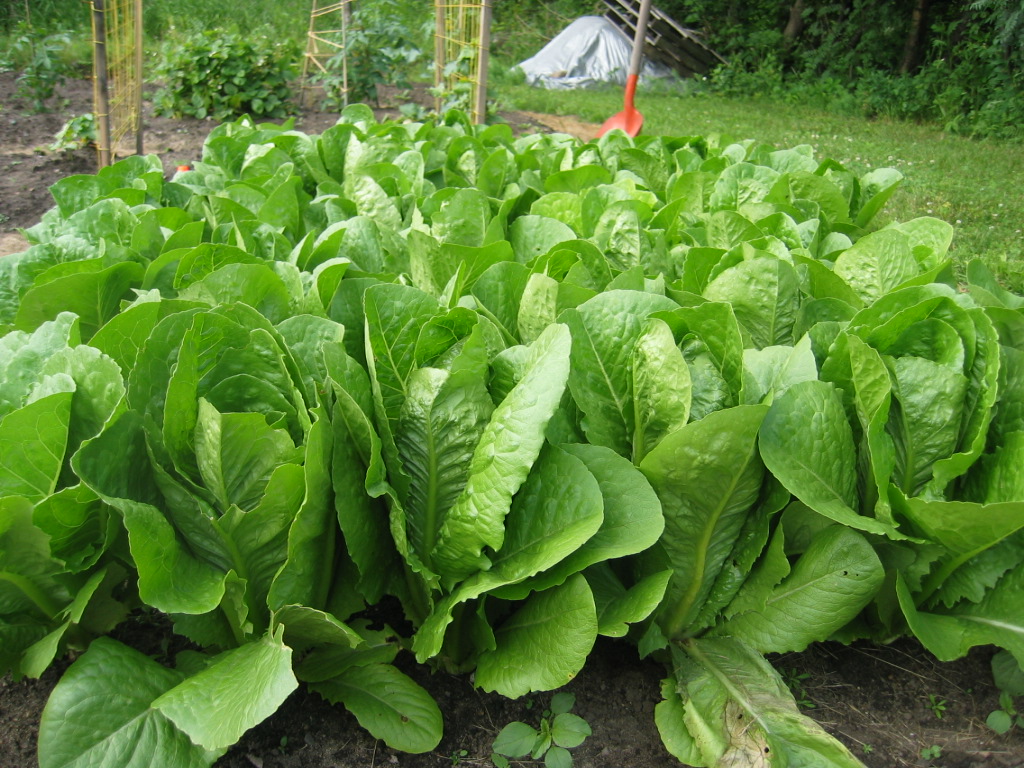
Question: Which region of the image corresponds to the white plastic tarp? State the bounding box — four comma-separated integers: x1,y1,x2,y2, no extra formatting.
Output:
517,16,673,90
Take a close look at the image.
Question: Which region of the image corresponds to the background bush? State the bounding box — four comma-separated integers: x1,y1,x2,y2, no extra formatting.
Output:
649,0,1024,140
152,30,299,120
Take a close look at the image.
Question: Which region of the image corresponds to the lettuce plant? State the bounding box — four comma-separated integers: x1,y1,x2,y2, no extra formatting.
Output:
0,313,128,679
32,300,441,764
1,106,1022,768
352,267,667,696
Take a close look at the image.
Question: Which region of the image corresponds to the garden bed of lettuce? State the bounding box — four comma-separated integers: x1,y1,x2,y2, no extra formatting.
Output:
1,99,1023,768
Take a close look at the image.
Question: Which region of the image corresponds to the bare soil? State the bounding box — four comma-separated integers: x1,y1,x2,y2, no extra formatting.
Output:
1,73,1023,768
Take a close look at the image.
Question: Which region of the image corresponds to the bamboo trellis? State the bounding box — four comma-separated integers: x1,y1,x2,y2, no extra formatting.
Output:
90,0,143,168
302,0,355,108
434,0,492,124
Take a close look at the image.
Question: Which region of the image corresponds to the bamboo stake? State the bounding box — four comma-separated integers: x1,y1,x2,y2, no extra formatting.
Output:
434,0,445,113
301,1,317,107
134,0,143,155
92,0,112,168
474,0,492,124
342,2,349,108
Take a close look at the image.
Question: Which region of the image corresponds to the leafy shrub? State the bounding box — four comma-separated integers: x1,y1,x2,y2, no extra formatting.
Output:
312,0,426,107
703,55,1024,141
707,52,785,100
10,26,75,112
152,30,298,120
851,67,939,124
925,15,1024,140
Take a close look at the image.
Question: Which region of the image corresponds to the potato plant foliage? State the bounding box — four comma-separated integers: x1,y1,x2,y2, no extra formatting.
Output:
1,106,1022,768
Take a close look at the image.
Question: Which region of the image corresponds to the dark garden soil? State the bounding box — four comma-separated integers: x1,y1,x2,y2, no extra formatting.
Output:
1,73,1023,768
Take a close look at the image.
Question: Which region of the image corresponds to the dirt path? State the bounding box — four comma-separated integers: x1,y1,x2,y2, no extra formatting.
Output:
522,111,602,141
0,232,27,255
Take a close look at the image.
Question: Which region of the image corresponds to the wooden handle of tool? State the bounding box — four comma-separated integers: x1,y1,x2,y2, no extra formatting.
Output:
628,0,653,77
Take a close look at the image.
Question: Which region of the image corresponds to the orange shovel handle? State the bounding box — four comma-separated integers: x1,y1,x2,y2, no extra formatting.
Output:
623,73,639,109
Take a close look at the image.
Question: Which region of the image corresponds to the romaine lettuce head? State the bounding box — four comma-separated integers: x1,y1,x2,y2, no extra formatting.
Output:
73,301,348,643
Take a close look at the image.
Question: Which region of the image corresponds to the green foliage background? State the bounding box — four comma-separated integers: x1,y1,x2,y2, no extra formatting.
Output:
3,0,1023,138
491,0,1024,140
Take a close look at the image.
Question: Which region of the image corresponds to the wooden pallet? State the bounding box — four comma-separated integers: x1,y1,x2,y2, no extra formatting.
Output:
602,0,726,78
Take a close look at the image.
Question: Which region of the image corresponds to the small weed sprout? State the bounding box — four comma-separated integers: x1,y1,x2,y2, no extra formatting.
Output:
927,694,947,719
491,693,591,768
920,744,943,760
989,650,1024,734
781,667,815,709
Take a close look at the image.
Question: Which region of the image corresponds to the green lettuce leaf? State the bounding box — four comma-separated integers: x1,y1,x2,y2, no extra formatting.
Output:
38,637,223,768
713,526,884,652
431,323,572,582
475,573,598,698
309,663,443,753
561,290,679,457
640,405,768,639
760,380,902,538
656,637,866,767
413,444,603,661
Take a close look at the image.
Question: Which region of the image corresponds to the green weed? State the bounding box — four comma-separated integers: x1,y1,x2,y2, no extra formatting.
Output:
927,694,947,719
781,667,816,710
987,692,1023,735
491,693,591,768
921,743,943,761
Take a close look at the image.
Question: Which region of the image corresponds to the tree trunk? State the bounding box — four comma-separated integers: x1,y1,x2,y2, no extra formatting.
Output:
900,0,929,73
783,0,805,46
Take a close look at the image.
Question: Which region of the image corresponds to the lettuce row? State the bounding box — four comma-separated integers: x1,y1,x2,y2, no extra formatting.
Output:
0,106,1021,767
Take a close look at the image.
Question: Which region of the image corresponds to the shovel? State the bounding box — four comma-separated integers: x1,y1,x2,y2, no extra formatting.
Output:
598,0,654,137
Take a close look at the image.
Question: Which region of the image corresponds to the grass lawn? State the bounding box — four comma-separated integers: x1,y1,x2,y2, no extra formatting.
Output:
498,83,1024,291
